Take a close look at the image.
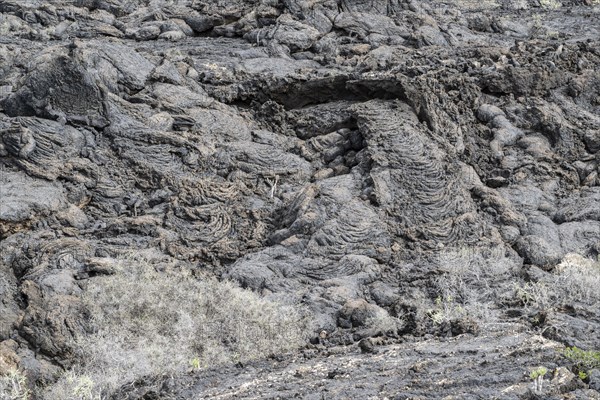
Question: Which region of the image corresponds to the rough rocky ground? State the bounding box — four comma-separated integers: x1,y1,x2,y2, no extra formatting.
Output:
110,328,599,400
1,0,600,398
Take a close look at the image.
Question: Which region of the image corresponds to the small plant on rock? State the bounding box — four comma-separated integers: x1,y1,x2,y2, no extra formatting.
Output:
427,296,465,325
530,366,548,393
189,357,201,371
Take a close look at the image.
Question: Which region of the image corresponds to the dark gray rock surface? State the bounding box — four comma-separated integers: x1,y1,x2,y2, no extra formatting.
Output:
0,0,599,398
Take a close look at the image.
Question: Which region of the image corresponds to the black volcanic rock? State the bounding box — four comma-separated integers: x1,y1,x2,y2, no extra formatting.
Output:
0,0,599,398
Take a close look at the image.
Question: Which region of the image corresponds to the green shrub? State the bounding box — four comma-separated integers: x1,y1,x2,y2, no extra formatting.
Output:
563,346,600,376
40,257,312,399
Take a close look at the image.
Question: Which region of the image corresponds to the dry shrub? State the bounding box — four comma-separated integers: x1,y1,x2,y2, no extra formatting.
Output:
540,0,561,9
364,309,403,335
0,368,30,400
551,253,600,305
516,253,600,309
41,258,311,399
431,246,517,328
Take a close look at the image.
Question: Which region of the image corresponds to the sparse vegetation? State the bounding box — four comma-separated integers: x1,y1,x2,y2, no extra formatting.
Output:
0,368,31,400
40,257,312,399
